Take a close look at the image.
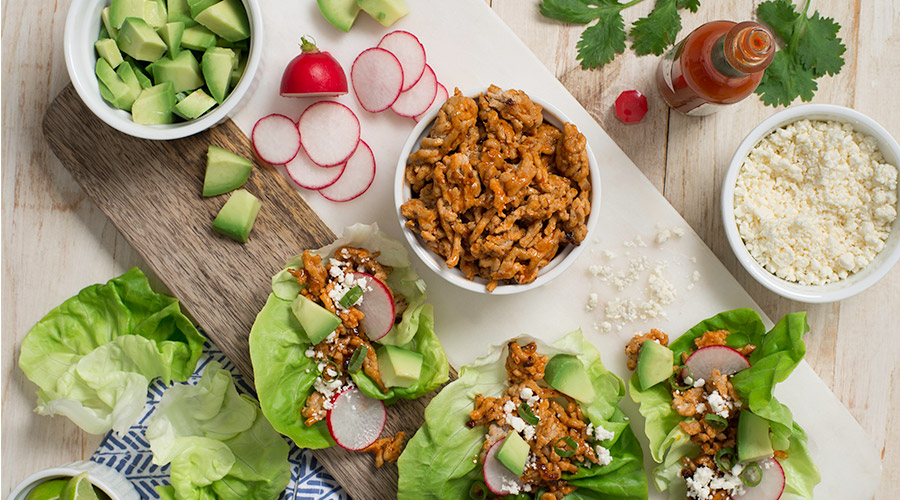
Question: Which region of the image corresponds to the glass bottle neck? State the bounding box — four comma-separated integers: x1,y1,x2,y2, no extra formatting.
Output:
710,21,775,78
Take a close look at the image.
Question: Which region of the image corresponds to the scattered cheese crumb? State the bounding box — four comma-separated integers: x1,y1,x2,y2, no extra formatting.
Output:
586,293,599,312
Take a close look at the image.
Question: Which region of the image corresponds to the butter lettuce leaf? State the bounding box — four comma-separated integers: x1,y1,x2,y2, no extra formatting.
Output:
18,267,204,434
398,330,647,500
250,223,448,450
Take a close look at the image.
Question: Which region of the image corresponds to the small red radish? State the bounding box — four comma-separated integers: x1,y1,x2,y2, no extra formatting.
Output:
352,272,395,341
390,65,437,118
483,438,527,496
414,82,448,122
735,459,785,500
351,47,404,113
683,345,750,383
377,30,426,92
251,114,301,165
284,147,346,190
319,140,375,202
280,36,348,98
326,386,386,451
297,101,360,167
615,90,648,124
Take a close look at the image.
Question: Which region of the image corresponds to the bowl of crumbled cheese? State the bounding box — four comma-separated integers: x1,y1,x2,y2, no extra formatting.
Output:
723,104,900,302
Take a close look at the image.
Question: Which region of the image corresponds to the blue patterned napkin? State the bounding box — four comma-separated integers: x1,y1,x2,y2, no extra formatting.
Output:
90,342,351,500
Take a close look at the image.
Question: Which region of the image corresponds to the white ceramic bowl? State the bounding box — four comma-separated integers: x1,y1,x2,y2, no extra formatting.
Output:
64,0,263,140
722,104,900,303
8,461,140,500
395,92,602,294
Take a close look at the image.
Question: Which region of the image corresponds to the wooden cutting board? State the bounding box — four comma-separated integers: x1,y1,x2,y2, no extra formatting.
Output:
42,84,443,500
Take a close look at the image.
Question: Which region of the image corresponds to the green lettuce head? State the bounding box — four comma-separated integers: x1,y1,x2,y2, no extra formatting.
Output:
628,308,821,499
18,267,205,434
249,223,449,449
397,329,648,500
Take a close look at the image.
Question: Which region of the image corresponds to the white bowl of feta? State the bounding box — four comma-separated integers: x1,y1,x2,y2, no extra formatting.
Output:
722,104,900,303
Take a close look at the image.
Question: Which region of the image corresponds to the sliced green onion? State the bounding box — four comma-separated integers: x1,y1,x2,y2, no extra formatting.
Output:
740,461,762,486
669,371,691,391
715,448,736,471
347,345,367,374
704,413,728,430
339,285,363,308
468,481,487,500
554,436,577,458
517,402,539,425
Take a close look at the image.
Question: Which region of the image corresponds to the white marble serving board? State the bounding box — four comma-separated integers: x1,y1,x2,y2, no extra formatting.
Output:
231,0,881,497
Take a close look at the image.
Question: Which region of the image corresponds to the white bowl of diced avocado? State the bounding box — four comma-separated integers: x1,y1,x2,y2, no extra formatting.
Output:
65,0,262,140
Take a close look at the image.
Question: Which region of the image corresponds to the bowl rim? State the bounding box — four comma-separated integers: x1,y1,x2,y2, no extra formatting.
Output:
63,0,263,141
394,88,602,295
721,103,900,303
7,461,140,500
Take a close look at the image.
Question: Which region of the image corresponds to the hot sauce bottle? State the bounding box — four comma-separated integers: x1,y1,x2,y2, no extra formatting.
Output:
657,21,775,116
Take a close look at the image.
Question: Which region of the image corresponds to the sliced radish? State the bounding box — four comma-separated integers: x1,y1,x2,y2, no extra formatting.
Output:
351,48,404,113
251,114,301,165
414,83,448,122
284,148,346,190
319,140,375,202
353,272,395,341
683,345,751,383
390,65,437,118
376,30,426,92
483,438,527,496
326,386,386,451
735,458,785,500
297,101,360,167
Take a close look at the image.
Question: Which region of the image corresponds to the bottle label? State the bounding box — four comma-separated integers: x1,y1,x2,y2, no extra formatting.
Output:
659,41,680,94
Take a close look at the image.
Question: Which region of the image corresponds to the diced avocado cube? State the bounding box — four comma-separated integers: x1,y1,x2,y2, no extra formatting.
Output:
355,0,408,27
737,410,774,462
150,50,203,92
188,0,218,17
201,47,235,103
317,0,360,33
157,22,184,57
117,17,167,62
167,0,197,27
543,354,596,403
636,340,674,390
101,7,119,38
291,294,341,343
99,25,110,40
376,345,424,388
174,88,217,119
203,145,252,196
110,0,144,29
132,61,154,88
194,0,250,42
497,432,530,476
116,61,144,99
212,189,261,243
143,0,168,29
95,58,140,109
95,38,124,68
180,25,217,50
229,49,247,87
131,81,176,124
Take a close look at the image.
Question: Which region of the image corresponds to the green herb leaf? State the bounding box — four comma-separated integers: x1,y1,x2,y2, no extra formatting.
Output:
339,285,363,308
538,0,608,24
577,12,628,68
675,0,699,12
797,11,845,77
757,0,799,40
755,50,818,107
518,402,540,425
554,436,578,458
348,345,367,374
630,0,682,56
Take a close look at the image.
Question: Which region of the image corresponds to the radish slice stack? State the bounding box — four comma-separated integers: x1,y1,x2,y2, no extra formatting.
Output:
351,30,449,120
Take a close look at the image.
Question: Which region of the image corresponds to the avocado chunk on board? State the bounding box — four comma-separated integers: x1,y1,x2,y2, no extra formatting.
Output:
194,0,250,42
376,345,424,388
202,145,253,196
356,0,409,27
543,354,596,403
174,88,217,119
149,50,204,93
117,17,167,61
636,339,674,390
737,410,774,462
131,81,176,124
317,0,360,33
497,432,530,476
201,47,235,103
291,294,341,343
212,189,261,243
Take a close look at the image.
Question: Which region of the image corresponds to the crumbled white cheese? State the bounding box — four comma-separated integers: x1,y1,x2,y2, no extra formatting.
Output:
305,348,316,358
595,445,612,466
655,226,685,244
734,119,899,285
695,403,707,414
313,376,346,410
502,477,521,495
686,466,715,500
693,378,706,388
602,249,616,259
593,424,615,442
585,293,599,312
706,391,731,419
685,465,745,500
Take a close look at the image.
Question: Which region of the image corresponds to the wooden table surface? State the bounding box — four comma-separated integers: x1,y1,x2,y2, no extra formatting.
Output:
3,0,897,497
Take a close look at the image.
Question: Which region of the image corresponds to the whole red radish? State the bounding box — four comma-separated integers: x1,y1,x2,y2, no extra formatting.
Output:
280,36,348,97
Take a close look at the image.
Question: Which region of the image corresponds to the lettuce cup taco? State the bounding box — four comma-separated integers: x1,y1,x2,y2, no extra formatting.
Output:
398,329,648,499
626,309,820,500
249,223,449,466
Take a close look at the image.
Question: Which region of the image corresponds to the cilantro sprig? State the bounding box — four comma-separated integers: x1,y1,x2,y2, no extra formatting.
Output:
755,0,846,107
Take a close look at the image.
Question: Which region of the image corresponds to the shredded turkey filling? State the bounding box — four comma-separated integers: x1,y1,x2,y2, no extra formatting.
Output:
467,341,604,499
401,85,592,292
